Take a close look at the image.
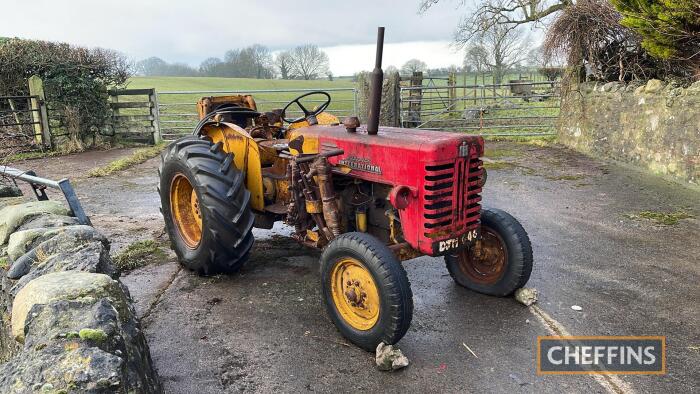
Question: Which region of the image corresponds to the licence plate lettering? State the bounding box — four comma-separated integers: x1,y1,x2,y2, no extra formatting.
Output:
435,229,479,254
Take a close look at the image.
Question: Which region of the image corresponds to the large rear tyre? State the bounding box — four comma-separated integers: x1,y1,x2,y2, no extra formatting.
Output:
320,232,413,351
159,136,254,275
445,207,532,296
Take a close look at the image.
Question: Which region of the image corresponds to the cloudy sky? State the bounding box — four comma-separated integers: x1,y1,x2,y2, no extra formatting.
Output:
0,0,478,75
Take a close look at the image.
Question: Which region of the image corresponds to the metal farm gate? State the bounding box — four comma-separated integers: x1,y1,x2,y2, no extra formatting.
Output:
156,88,358,140
399,78,561,137
0,94,51,157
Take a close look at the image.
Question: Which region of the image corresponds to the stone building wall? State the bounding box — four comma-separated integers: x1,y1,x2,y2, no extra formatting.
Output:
558,80,700,184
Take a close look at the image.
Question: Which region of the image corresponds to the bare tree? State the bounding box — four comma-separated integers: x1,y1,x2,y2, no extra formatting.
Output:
385,65,399,75
464,44,489,78
275,51,294,79
401,59,428,75
248,44,274,79
421,0,573,41
479,25,528,83
289,45,329,80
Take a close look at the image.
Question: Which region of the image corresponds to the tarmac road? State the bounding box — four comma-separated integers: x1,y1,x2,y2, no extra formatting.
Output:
11,142,699,393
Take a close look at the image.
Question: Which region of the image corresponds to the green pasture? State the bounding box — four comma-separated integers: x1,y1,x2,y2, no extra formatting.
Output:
126,76,358,136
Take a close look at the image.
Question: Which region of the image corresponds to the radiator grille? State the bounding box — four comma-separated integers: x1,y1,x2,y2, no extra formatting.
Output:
423,155,482,237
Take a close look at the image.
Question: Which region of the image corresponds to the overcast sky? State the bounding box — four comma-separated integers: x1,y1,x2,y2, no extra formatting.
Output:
0,0,483,75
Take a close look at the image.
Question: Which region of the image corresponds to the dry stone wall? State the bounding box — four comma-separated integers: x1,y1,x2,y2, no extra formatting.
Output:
0,196,162,393
558,80,700,184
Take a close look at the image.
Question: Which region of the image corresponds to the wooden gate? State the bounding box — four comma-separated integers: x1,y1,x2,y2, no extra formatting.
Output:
106,88,162,144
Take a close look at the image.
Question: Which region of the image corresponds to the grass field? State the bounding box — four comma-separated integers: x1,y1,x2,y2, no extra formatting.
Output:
127,76,358,137
127,76,355,91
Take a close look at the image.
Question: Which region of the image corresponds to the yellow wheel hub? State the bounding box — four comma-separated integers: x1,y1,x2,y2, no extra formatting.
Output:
170,174,202,249
330,258,380,330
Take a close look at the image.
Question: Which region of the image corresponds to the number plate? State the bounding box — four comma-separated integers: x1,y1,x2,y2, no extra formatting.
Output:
432,228,480,255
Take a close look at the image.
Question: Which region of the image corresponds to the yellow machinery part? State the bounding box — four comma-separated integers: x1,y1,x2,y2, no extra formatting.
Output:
201,123,265,211
169,174,202,249
196,95,257,120
286,112,340,156
287,112,339,131
330,258,380,331
305,200,323,214
355,210,367,232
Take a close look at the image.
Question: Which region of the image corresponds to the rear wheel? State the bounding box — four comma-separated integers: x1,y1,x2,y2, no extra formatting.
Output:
446,207,532,296
320,232,413,351
159,136,254,275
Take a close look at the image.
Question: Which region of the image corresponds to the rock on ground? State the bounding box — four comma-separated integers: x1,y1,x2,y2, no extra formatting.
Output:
514,288,538,306
375,342,409,371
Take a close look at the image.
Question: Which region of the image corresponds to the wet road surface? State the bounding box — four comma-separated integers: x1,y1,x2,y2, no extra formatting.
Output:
9,142,699,393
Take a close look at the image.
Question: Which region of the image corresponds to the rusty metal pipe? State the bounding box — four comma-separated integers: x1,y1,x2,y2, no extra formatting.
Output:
367,26,385,135
313,157,342,237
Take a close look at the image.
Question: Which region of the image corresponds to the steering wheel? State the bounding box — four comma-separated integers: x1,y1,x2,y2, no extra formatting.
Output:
281,91,331,123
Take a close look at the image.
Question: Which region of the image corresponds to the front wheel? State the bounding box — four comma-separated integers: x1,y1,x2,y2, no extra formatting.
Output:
445,207,533,296
320,232,413,351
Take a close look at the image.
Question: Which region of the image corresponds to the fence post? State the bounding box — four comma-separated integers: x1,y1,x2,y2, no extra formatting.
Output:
353,88,358,116
28,75,51,148
149,89,162,144
391,72,401,127
448,71,456,109
408,71,423,128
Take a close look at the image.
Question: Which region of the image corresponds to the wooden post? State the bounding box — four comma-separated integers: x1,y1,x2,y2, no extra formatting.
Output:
408,71,423,127
109,88,120,118
448,71,456,111
149,89,162,144
6,99,22,133
391,72,401,127
462,71,467,110
28,75,51,148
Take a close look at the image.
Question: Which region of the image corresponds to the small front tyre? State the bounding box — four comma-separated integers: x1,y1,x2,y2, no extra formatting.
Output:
446,207,532,296
320,232,413,351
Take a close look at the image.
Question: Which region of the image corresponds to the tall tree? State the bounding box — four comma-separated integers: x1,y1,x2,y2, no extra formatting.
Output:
610,0,700,66
421,0,573,41
385,65,399,75
289,45,330,80
222,45,274,78
479,25,528,84
401,59,428,75
464,45,489,76
275,51,295,79
199,57,225,76
135,57,198,76
246,44,274,79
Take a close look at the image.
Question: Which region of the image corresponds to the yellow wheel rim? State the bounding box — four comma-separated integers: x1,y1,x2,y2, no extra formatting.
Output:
330,258,380,331
170,174,202,249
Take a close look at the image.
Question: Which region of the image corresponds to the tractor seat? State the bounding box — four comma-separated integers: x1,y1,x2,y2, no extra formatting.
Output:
258,139,290,166
259,139,289,152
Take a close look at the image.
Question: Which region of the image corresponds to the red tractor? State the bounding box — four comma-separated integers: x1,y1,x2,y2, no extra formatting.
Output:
159,28,532,350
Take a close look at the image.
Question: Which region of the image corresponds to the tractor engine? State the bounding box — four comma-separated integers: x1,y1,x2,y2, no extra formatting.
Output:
284,124,486,258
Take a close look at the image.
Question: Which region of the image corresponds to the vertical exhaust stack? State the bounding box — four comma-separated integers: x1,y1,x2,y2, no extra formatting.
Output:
367,26,385,135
